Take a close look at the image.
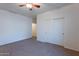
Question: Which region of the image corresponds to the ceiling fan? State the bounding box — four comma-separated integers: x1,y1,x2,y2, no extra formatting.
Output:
19,3,40,11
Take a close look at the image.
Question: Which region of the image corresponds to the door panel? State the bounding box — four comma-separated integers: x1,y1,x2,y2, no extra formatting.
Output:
49,18,64,46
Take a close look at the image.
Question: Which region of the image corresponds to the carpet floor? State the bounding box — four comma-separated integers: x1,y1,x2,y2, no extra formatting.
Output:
0,38,79,56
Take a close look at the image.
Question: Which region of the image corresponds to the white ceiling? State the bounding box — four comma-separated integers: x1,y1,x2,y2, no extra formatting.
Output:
0,3,71,18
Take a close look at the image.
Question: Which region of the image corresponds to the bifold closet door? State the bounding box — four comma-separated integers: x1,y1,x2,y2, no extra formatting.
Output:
49,18,64,46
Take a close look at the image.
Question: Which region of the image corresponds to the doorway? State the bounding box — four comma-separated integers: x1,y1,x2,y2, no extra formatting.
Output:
32,23,37,38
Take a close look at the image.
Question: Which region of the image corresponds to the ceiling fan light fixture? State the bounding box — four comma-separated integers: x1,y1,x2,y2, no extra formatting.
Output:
19,3,40,11
26,3,32,9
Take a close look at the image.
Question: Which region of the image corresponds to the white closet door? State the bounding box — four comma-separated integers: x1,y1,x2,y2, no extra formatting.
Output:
49,18,64,46
37,18,50,42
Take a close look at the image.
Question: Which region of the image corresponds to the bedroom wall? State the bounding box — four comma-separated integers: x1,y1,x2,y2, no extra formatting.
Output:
37,4,79,51
0,9,32,45
37,7,64,46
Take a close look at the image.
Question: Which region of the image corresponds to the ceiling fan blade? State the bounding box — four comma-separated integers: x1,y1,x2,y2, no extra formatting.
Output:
34,5,40,8
19,5,25,7
32,4,40,8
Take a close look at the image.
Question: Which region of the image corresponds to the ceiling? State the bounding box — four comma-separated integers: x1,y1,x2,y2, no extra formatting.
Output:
0,3,71,18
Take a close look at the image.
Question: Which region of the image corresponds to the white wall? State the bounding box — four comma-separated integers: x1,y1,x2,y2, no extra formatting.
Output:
37,4,79,51
63,4,79,51
37,8,64,46
0,9,32,45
